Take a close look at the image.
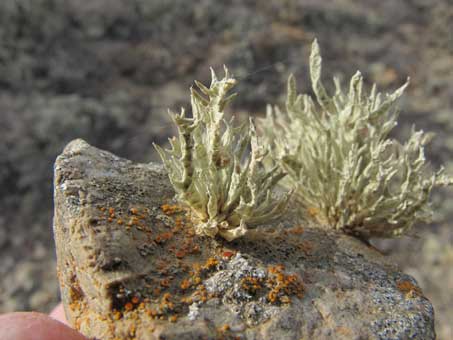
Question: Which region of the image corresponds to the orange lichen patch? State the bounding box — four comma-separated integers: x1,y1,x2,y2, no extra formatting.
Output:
180,296,193,304
161,204,182,215
109,207,116,218
289,226,304,235
266,265,304,304
203,257,219,270
68,299,83,312
75,317,82,330
194,284,208,303
68,283,84,301
267,289,278,304
154,232,173,244
162,292,171,301
159,293,174,311
397,280,422,298
112,310,122,320
180,279,192,290
117,218,124,225
127,216,141,227
129,207,139,215
241,276,264,295
146,308,159,318
67,282,88,313
268,264,285,275
169,315,178,323
218,324,230,333
174,237,201,259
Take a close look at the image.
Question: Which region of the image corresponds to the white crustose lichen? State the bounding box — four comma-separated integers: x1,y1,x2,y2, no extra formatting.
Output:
154,67,291,241
261,39,452,239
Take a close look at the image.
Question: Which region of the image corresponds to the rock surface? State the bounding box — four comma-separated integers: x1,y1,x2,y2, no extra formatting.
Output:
54,139,435,340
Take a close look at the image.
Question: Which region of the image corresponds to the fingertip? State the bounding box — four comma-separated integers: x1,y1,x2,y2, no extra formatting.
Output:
0,312,88,340
49,303,70,326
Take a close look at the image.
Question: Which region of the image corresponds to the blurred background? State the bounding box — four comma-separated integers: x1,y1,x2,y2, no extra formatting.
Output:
0,0,452,338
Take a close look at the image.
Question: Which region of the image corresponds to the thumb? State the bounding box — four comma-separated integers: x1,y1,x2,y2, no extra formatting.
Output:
0,312,88,340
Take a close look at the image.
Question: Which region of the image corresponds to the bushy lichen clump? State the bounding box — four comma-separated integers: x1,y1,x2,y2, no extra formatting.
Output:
154,67,291,241
261,40,452,239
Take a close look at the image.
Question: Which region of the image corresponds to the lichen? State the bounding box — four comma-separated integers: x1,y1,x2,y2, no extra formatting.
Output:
260,39,453,239
154,67,291,241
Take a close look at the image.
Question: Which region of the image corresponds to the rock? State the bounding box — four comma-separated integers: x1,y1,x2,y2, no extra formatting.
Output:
53,139,435,340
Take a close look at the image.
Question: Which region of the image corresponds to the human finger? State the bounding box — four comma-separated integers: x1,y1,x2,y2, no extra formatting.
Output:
0,312,88,340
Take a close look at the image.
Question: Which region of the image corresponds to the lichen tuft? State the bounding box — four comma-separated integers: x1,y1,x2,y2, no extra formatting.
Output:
154,67,291,241
260,39,453,239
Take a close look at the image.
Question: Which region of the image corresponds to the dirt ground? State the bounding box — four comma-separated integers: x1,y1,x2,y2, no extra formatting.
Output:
0,1,452,339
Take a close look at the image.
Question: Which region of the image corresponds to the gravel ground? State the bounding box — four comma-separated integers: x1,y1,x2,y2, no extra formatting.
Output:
0,1,452,339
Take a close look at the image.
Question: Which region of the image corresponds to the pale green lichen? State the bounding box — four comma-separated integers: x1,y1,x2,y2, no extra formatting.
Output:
154,67,291,241
261,39,453,239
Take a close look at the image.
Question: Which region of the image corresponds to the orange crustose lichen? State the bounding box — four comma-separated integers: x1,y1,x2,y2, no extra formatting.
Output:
266,264,304,304
161,204,182,215
397,280,422,298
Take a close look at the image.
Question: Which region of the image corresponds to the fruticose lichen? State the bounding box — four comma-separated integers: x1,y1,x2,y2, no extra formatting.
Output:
154,67,291,241
260,39,452,239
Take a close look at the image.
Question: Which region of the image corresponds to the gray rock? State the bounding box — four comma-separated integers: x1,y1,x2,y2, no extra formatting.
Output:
53,139,436,340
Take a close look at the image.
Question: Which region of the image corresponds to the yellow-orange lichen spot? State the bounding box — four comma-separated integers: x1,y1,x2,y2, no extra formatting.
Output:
266,264,304,304
397,280,422,299
180,279,192,290
154,232,173,244
112,310,122,320
218,324,230,333
204,257,219,270
161,204,181,215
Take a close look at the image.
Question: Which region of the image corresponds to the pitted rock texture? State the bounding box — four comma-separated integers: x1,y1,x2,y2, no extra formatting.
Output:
53,139,435,340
